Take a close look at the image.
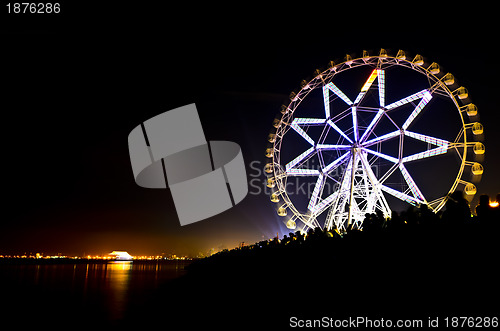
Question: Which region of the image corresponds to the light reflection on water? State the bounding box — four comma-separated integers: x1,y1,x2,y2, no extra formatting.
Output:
0,260,189,323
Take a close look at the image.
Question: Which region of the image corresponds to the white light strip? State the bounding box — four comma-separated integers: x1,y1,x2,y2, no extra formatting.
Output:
363,130,400,147
307,174,324,211
311,191,339,214
404,131,449,147
290,122,315,145
385,89,429,110
360,109,384,142
362,147,399,163
399,163,426,202
354,91,366,104
327,119,354,143
402,91,432,130
316,144,351,150
287,169,321,176
380,185,423,205
323,85,331,118
402,146,448,163
323,152,350,173
377,69,385,107
325,82,353,106
352,106,358,142
293,118,327,125
286,147,315,171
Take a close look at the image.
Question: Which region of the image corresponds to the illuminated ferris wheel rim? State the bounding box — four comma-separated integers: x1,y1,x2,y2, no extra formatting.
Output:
266,49,485,233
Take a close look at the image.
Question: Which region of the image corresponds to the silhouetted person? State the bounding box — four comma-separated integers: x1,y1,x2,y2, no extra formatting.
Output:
442,191,471,226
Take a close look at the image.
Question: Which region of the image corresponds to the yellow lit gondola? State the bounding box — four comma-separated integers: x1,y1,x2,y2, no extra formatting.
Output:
457,86,468,99
473,142,485,155
265,148,273,158
472,122,483,135
443,73,454,85
471,163,483,175
264,163,273,173
396,49,406,60
270,193,279,203
412,54,424,66
465,104,478,117
464,183,477,196
285,218,296,229
429,62,440,75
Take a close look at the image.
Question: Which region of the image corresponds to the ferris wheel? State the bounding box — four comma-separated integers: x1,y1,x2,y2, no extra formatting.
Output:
265,49,485,234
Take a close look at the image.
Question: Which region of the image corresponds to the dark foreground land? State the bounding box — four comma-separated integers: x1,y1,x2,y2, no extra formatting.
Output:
123,204,499,329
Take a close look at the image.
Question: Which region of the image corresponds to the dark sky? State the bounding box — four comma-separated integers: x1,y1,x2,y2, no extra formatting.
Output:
1,4,498,256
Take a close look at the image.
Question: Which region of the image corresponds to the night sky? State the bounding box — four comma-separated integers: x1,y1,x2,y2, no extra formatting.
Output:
1,4,498,256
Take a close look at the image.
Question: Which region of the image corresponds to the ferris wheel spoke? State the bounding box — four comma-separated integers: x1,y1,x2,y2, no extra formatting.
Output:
385,89,430,111
323,151,351,174
290,121,315,146
316,144,351,150
359,108,385,142
398,163,427,203
401,91,432,130
362,130,400,147
285,147,315,171
327,119,354,144
287,169,321,176
361,147,399,164
401,146,448,163
324,82,353,106
307,174,325,211
352,106,359,142
377,69,385,107
380,184,424,205
404,130,449,147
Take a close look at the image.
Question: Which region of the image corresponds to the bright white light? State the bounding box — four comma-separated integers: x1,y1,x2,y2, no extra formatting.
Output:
323,85,331,118
323,152,351,173
316,144,351,150
308,174,324,211
362,147,399,163
402,91,432,130
385,89,429,110
354,91,366,104
404,130,449,147
363,130,400,147
287,169,320,176
109,251,133,260
290,121,315,145
286,147,315,171
402,146,448,163
324,82,353,106
399,163,426,202
352,106,358,142
293,118,326,125
327,119,354,143
377,69,385,107
311,191,339,214
380,185,423,205
360,109,384,142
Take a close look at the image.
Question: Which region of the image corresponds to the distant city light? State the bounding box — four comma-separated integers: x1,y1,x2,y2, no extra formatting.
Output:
490,201,499,208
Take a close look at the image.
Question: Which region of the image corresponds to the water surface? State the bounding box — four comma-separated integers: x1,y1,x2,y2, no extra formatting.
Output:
0,260,190,324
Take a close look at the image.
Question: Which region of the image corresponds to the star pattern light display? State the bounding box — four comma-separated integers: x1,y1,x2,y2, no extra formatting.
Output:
284,68,454,231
